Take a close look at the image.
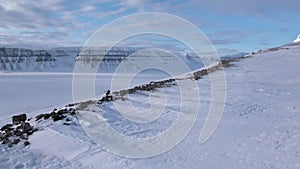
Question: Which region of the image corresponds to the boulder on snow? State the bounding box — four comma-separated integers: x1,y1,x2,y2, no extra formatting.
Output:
35,114,45,121
57,109,68,115
13,129,23,136
52,113,66,122
11,138,20,145
2,139,9,145
0,124,13,131
0,132,4,140
66,103,75,107
20,122,32,132
221,60,233,67
12,114,27,124
24,141,30,146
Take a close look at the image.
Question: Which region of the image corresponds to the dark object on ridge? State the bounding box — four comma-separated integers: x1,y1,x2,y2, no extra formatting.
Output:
1,124,13,131
100,90,113,102
20,122,32,132
57,109,68,115
35,114,45,121
12,114,27,124
11,138,20,145
105,90,111,96
66,103,74,107
106,90,113,101
52,114,66,122
24,141,30,146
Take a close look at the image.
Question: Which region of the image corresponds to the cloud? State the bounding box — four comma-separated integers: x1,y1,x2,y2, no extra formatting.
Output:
0,0,87,47
0,0,201,48
0,0,70,30
20,31,68,38
0,31,81,48
0,0,298,50
119,0,148,11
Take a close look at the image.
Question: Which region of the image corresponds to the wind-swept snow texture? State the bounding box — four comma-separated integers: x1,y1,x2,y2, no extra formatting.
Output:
1,43,300,168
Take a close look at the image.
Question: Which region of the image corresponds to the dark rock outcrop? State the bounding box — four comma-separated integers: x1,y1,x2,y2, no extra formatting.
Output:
52,114,66,122
0,115,37,147
20,122,32,132
12,114,27,124
11,138,20,145
24,141,30,146
1,124,13,131
0,132,4,140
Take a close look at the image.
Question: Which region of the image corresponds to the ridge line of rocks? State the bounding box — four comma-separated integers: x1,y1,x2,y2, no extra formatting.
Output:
0,55,250,148
0,105,77,147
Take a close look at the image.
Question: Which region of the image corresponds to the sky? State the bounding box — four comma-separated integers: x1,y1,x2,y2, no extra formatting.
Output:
0,0,299,55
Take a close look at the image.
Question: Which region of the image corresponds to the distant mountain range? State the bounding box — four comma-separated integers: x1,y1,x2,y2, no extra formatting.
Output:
0,46,246,73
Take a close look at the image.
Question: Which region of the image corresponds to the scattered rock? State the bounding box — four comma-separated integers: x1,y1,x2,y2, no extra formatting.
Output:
68,108,76,114
36,108,76,123
13,130,23,136
20,122,32,132
111,78,176,98
52,114,66,122
70,110,76,116
1,124,13,131
221,60,233,67
0,119,38,147
12,114,27,124
20,135,28,140
35,114,45,121
1,106,79,147
11,138,20,145
24,141,30,147
57,109,68,115
66,103,74,107
43,113,51,120
2,139,9,144
4,131,13,137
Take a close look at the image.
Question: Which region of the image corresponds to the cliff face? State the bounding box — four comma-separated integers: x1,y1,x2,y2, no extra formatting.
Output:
0,47,207,73
0,47,79,72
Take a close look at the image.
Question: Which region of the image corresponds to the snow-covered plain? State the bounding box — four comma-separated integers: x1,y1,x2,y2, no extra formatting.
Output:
0,72,169,122
1,43,300,168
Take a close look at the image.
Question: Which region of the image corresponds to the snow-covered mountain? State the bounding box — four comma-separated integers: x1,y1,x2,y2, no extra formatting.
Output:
0,47,78,72
0,47,212,72
1,42,299,168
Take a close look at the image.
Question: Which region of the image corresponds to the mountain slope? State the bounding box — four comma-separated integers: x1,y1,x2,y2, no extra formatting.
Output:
0,43,300,168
